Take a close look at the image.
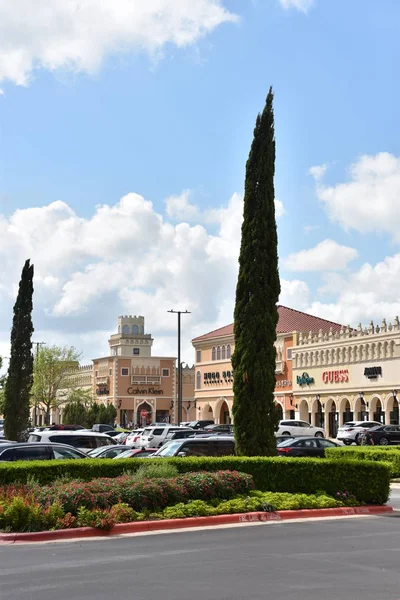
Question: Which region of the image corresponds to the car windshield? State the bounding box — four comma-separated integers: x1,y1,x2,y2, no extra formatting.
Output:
277,438,298,447
115,449,136,459
142,428,152,436
88,447,107,457
153,441,183,457
342,422,357,427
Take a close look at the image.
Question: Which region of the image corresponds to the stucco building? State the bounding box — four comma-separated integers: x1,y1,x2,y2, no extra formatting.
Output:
192,306,343,425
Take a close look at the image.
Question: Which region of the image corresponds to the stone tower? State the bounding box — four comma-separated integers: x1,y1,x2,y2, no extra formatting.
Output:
108,315,153,357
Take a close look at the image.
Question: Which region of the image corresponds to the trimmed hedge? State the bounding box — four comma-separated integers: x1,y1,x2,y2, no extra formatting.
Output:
326,446,400,478
0,456,390,504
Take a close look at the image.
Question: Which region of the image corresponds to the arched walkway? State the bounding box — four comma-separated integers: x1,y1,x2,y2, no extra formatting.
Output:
199,403,215,421
339,397,353,426
298,399,309,422
354,396,368,422
370,396,385,424
276,402,284,421
219,400,231,424
387,394,399,425
325,398,338,438
136,401,153,427
311,398,324,429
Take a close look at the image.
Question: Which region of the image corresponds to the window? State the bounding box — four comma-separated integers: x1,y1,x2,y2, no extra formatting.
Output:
299,421,311,428
132,325,139,335
182,441,212,456
13,446,51,461
162,368,170,377
226,345,231,359
95,370,98,377
121,367,129,376
196,371,201,390
122,325,130,334
52,446,84,460
113,347,118,356
217,346,221,360
287,348,293,360
109,368,112,375
95,436,115,447
318,439,336,448
196,350,202,363
133,348,140,355
213,441,235,456
212,347,216,361
222,346,226,360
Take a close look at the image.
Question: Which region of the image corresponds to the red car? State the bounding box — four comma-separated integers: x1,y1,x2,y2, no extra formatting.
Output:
113,447,157,459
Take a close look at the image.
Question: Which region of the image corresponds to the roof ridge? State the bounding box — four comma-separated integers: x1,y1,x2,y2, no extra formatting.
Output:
192,322,234,342
277,304,346,329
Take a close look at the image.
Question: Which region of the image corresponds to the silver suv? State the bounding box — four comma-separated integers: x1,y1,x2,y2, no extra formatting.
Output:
27,430,116,453
140,426,192,448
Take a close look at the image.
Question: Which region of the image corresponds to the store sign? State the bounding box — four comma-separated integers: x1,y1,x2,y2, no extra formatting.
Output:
127,387,163,395
364,366,382,379
322,369,349,384
276,380,292,388
296,372,315,386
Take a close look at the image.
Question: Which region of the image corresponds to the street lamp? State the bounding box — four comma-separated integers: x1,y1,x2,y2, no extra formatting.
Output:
168,310,191,425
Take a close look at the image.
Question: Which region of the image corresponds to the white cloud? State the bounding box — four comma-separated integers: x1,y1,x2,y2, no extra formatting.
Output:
280,279,311,311
275,199,285,218
0,0,238,86
284,239,358,272
280,0,315,13
309,163,327,182
313,152,400,241
165,190,200,222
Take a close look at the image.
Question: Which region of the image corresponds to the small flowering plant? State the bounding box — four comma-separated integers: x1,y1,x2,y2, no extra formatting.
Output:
335,490,358,506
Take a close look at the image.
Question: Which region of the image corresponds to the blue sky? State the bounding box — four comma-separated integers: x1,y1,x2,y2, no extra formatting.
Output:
1,0,400,362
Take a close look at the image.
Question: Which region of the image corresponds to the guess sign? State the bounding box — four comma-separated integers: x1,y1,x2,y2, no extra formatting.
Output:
322,369,349,384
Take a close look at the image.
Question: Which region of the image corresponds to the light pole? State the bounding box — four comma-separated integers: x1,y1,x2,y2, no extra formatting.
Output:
33,342,46,426
168,310,190,425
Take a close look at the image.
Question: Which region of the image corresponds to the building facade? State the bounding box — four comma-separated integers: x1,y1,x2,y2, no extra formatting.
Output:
192,306,343,425
291,318,400,437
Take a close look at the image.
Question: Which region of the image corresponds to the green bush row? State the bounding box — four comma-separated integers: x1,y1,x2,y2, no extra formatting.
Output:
326,446,400,478
0,456,390,504
0,490,357,533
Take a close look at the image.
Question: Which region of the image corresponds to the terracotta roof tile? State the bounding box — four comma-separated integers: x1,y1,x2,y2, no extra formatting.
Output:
192,305,346,343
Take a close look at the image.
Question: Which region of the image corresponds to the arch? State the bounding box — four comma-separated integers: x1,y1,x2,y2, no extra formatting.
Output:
222,345,226,360
216,346,221,360
212,347,216,361
354,395,367,421
200,403,215,420
311,397,324,429
339,396,352,426
132,325,139,336
140,326,144,335
136,401,153,427
122,325,130,334
325,397,338,438
227,345,231,359
298,399,309,422
196,371,201,390
370,395,385,424
386,394,399,425
146,366,151,375
151,366,157,375
276,402,284,420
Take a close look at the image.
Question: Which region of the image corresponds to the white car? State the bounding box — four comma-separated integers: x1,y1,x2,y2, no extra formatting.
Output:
124,429,144,448
140,425,192,449
27,430,116,454
276,420,325,438
336,421,381,445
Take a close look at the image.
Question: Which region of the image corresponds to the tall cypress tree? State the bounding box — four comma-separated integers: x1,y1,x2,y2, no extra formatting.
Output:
4,260,34,441
232,88,280,456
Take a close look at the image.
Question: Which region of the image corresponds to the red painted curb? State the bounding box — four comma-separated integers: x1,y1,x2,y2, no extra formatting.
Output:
0,505,393,544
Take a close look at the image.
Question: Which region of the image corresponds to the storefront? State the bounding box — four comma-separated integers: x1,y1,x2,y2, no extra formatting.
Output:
292,319,400,436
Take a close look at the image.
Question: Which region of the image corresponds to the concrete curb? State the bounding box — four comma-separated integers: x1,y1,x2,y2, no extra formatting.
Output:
0,505,393,544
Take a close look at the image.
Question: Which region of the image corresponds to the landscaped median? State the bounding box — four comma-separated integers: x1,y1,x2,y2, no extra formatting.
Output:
325,446,400,478
0,457,391,538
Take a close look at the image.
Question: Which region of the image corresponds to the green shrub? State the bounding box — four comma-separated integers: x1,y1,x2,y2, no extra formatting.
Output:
326,446,400,478
135,463,179,481
0,456,390,505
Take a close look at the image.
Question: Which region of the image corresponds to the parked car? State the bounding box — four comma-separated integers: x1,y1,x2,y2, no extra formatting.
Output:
361,425,400,446
140,426,193,449
114,447,158,459
0,442,87,461
27,430,116,453
336,421,382,445
277,437,340,457
275,435,295,445
276,420,325,438
87,445,133,459
187,420,215,430
92,424,116,434
125,429,144,447
204,424,233,434
163,429,199,443
113,432,130,444
151,436,235,458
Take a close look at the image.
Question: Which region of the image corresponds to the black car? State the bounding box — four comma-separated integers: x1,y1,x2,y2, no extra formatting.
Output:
363,425,400,446
187,420,215,430
204,424,233,434
277,437,340,458
0,443,88,461
152,436,235,458
92,424,116,433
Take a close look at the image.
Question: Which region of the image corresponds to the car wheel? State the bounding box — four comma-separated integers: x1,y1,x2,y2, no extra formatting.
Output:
282,432,291,436
355,433,364,445
343,440,352,446
379,437,389,446
315,432,324,438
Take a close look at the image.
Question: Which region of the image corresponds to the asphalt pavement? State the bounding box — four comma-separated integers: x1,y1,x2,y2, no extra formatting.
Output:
1,514,400,600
